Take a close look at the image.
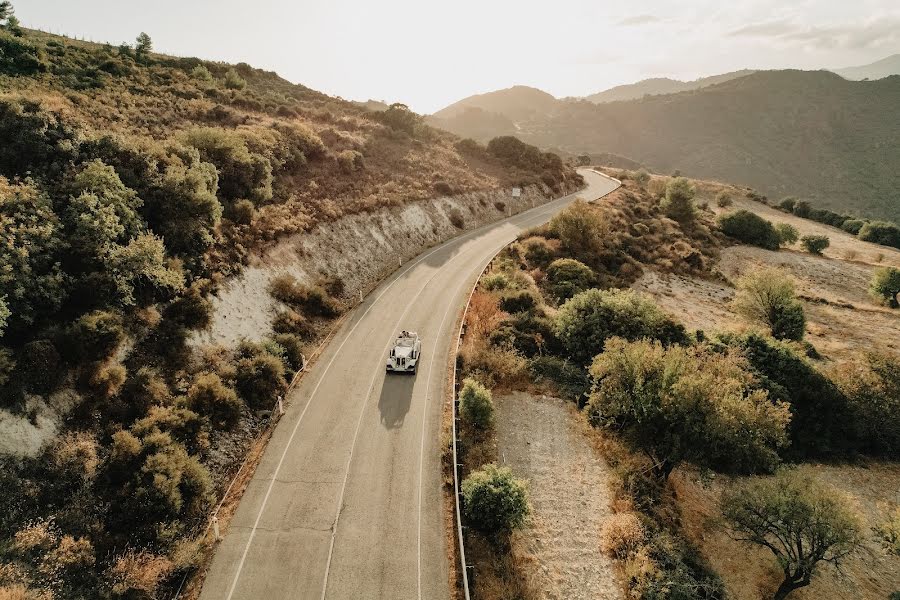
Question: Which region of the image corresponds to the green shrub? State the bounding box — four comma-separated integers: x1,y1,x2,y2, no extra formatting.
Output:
732,268,805,341
67,310,125,361
717,210,780,250
480,273,510,292
831,353,900,457
713,332,854,458
230,199,255,225
0,31,46,75
180,127,272,203
223,68,246,90
459,377,493,429
858,221,900,249
870,266,900,308
272,309,315,338
235,352,287,410
661,177,696,224
549,199,608,264
792,200,812,218
553,288,687,365
716,191,733,208
273,333,305,373
519,236,557,269
778,197,796,212
17,339,63,394
800,234,829,255
588,338,790,479
841,219,865,235
337,149,364,173
545,258,595,302
461,464,529,538
528,356,590,403
190,64,213,82
183,373,241,429
163,286,213,331
774,222,799,247
497,289,537,314
269,274,341,317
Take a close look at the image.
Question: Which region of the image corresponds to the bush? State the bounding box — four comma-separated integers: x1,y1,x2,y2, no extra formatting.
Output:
0,31,46,75
336,149,364,173
545,258,595,302
272,309,315,338
716,191,733,208
661,177,696,224
717,210,780,250
528,355,591,403
870,266,900,308
778,197,797,212
184,373,241,429
831,353,900,457
66,310,124,361
518,236,557,268
792,200,812,218
461,464,529,538
16,339,63,394
190,64,213,81
553,288,687,365
732,268,805,341
273,333,305,373
180,127,272,204
800,234,829,255
235,352,287,410
107,550,174,599
43,535,95,572
588,338,790,479
269,274,341,317
230,199,255,225
774,222,799,247
459,377,493,429
858,221,900,249
549,199,609,264
713,332,853,458
841,219,865,235
51,432,99,482
223,68,246,90
480,273,510,292
497,289,537,314
600,512,645,559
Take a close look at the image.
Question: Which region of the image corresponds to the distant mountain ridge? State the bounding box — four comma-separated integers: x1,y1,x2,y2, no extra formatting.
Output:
429,70,900,222
584,70,757,103
834,54,900,81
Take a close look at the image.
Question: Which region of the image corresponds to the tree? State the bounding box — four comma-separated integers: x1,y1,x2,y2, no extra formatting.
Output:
545,258,595,302
458,378,494,429
0,2,12,21
109,233,184,306
461,464,529,539
661,177,696,224
800,234,829,255
223,68,246,90
718,210,781,250
374,103,422,136
732,268,805,341
135,32,152,55
588,338,790,480
858,221,900,249
548,199,610,266
720,472,862,600
869,266,900,308
553,288,687,365
5,14,22,36
774,223,799,247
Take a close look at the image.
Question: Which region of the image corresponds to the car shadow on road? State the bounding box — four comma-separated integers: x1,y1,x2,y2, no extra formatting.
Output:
378,373,416,429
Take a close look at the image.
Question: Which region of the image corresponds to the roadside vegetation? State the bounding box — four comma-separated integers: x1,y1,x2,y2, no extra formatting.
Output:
0,11,580,599
458,168,900,600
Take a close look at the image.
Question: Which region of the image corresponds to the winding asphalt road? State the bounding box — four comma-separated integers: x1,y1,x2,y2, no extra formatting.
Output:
199,169,619,600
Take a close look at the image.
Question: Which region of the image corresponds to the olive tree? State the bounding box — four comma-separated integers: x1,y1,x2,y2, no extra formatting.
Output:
720,472,862,600
588,338,790,480
869,266,900,308
732,268,805,341
462,464,529,539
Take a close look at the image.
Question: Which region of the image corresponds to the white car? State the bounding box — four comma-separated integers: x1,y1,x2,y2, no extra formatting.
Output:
386,330,421,374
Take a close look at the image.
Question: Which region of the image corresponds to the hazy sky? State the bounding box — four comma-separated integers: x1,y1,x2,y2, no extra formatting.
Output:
15,0,900,113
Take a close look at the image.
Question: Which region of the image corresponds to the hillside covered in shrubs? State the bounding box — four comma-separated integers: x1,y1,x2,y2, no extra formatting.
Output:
0,11,582,599
456,170,900,600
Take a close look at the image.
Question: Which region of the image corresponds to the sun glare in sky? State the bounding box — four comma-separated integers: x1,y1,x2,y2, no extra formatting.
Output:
16,0,900,113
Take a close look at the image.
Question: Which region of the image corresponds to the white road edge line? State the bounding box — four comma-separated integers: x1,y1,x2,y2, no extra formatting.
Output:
222,185,586,600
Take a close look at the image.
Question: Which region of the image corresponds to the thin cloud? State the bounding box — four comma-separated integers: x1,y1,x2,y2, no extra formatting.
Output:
729,16,900,49
617,14,662,26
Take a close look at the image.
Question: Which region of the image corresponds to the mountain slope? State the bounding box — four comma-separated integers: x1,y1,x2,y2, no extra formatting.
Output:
431,85,558,121
463,70,900,222
584,70,756,103
835,54,900,81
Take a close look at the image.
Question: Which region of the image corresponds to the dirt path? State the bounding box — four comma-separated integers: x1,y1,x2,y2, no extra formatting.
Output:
494,392,621,600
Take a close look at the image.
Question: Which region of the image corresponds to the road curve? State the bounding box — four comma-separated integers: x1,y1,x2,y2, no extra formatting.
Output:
199,169,619,600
